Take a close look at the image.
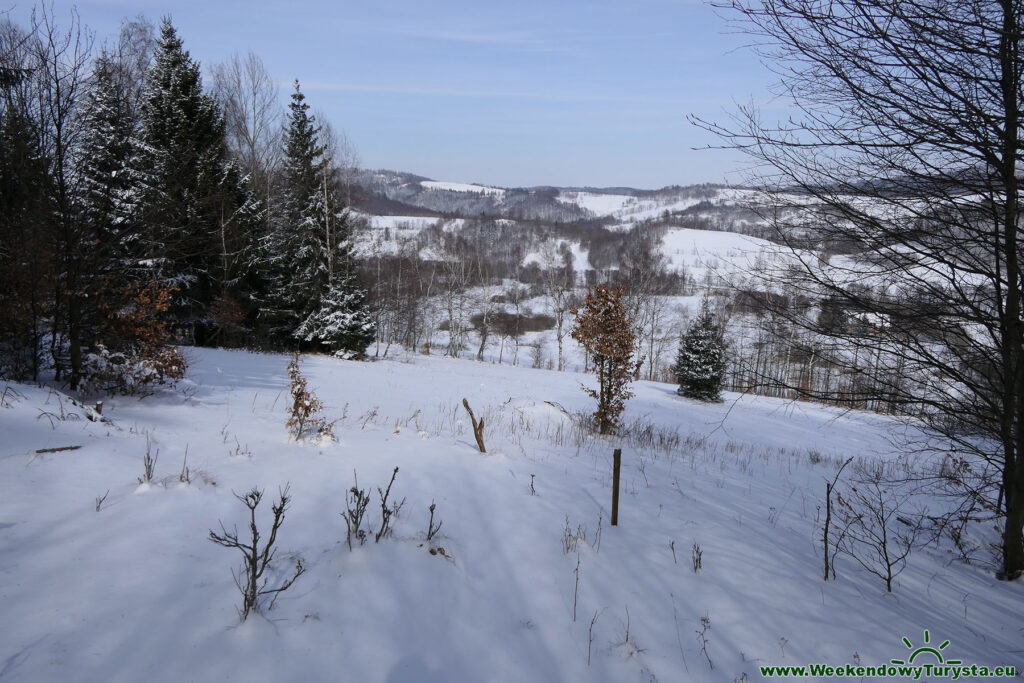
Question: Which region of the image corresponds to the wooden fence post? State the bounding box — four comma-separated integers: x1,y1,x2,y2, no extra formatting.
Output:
611,448,621,526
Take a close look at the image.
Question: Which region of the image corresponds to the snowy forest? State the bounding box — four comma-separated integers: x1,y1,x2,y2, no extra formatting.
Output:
0,13,376,390
1,2,1023,681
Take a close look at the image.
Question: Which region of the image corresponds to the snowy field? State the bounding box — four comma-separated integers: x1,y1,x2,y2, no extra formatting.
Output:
557,190,638,216
420,180,506,197
659,228,783,286
1,348,1021,682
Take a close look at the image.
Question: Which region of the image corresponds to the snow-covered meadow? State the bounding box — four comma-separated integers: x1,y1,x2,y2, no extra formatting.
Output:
1,348,1020,682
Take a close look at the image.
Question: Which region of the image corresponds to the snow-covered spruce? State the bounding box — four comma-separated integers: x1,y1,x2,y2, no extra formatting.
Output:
674,297,726,402
260,81,372,357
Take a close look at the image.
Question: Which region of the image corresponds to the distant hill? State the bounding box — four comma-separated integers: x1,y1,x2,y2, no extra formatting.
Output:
351,169,775,238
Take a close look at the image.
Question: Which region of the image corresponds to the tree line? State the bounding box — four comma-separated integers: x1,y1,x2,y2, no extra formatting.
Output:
0,10,372,389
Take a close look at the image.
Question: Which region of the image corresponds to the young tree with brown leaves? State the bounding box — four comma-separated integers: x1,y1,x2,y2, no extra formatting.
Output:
571,284,639,435
285,353,333,441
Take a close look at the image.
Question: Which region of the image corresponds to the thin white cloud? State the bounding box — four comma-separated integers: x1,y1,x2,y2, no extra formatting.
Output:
391,28,541,47
299,80,673,104
380,24,605,53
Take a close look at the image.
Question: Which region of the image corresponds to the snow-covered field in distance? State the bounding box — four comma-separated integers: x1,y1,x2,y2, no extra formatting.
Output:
1,348,1019,682
556,190,638,216
352,214,786,283
420,180,506,197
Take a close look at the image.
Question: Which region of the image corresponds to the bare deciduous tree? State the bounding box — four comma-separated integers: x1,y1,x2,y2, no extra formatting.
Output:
212,51,281,186
31,5,93,387
538,240,576,371
836,473,922,592
696,0,1024,579
111,14,154,118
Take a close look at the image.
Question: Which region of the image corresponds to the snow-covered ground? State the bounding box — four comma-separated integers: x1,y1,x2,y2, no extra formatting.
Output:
421,180,506,197
351,215,465,258
1,349,1020,682
522,240,594,274
557,190,637,216
554,187,762,225
660,228,783,286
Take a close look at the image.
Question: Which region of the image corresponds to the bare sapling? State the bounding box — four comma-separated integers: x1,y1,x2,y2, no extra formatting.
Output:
209,485,306,620
139,436,158,484
341,470,371,550
573,553,581,621
179,446,191,484
836,474,922,593
823,457,854,580
696,614,713,670
588,609,603,666
375,466,405,543
612,605,646,657
426,500,443,541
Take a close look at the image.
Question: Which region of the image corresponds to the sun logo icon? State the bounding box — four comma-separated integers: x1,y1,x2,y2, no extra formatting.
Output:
891,630,962,666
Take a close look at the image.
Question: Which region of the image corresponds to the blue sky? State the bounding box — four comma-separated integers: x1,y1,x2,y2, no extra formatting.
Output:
10,0,783,188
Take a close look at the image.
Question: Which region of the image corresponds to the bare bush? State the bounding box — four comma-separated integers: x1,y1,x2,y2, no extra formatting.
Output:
209,486,306,620
696,614,713,670
426,500,443,542
823,457,854,580
138,436,158,484
836,475,922,592
611,606,646,658
562,516,587,554
375,466,405,543
341,471,370,550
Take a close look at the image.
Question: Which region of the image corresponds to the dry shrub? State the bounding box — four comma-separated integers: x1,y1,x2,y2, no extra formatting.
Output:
81,278,186,395
286,353,333,440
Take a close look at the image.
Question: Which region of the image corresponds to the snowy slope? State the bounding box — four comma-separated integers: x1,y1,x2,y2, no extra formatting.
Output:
556,190,636,216
660,227,787,284
522,240,594,274
1,349,1019,682
421,180,505,197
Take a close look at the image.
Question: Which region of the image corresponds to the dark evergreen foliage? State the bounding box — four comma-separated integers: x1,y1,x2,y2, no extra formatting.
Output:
0,15,381,385
674,298,726,402
0,100,54,381
262,81,373,357
135,18,234,341
76,54,142,348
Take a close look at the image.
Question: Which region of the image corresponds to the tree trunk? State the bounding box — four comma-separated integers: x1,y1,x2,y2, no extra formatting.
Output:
998,0,1023,580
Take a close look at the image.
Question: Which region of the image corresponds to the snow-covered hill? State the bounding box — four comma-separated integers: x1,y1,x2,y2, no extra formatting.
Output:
352,169,769,228
1,348,1018,682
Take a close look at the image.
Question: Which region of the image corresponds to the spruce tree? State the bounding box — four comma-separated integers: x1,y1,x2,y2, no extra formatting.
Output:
295,275,375,358
0,98,54,381
674,298,726,402
263,81,373,357
264,81,329,336
136,18,232,341
77,54,142,347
